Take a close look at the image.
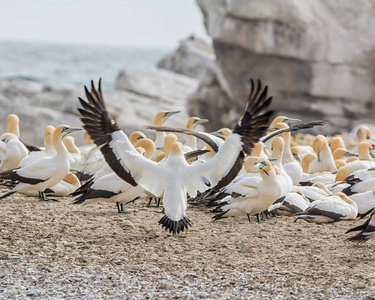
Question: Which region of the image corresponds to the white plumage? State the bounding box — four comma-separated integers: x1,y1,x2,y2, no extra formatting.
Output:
0,125,81,200
295,192,358,223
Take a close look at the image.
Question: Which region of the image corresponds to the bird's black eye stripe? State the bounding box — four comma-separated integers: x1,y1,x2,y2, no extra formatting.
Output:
164,112,169,117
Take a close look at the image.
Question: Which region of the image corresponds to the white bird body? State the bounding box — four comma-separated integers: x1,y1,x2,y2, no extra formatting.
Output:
74,172,144,205
265,122,303,184
0,133,29,172
212,159,283,219
296,145,314,159
295,193,358,223
63,136,81,169
335,141,375,182
22,172,81,197
268,189,310,216
46,173,81,196
283,161,303,185
297,185,331,202
301,172,336,186
271,137,293,195
310,135,336,174
0,125,81,199
349,191,375,215
73,138,156,210
18,126,56,168
343,177,375,195
346,168,375,182
76,146,105,181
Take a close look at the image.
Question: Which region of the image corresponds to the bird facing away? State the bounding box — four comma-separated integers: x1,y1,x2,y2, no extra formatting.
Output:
78,79,273,234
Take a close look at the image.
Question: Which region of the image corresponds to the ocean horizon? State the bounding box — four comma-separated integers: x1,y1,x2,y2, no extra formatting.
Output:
0,39,171,89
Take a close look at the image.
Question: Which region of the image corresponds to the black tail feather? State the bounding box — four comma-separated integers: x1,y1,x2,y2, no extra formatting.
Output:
158,215,192,235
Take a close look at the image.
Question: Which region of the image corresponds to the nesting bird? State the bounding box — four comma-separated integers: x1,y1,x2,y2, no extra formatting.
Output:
210,158,283,222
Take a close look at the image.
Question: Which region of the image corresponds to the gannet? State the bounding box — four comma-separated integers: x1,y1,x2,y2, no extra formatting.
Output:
270,137,293,195
45,172,81,196
73,138,155,213
210,158,283,222
342,177,375,196
3,113,41,152
329,136,346,153
309,135,336,174
295,192,358,223
183,117,209,152
21,172,81,197
268,188,310,216
151,110,180,159
346,208,375,243
271,122,303,185
72,131,147,196
335,141,375,182
76,130,146,182
18,125,56,168
0,125,81,201
190,156,265,207
297,182,332,202
356,125,372,145
269,116,301,128
78,79,273,234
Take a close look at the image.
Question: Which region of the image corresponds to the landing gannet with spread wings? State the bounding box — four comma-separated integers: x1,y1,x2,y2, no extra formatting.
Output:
78,79,273,234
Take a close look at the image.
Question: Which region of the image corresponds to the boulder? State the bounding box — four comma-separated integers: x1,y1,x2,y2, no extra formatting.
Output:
193,0,375,134
115,68,199,104
158,36,216,81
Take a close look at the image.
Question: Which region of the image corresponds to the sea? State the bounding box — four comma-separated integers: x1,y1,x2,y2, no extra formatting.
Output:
0,40,170,89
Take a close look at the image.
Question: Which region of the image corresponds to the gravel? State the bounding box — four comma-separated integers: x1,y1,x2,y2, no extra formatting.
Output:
1,189,374,299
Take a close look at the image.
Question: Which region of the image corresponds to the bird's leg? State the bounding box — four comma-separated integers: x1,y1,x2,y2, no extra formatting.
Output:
38,191,59,202
256,213,262,223
147,197,162,208
247,213,252,223
116,202,130,214
146,197,153,207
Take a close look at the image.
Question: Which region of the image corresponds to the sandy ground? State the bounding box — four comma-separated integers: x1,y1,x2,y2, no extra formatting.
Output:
1,188,375,299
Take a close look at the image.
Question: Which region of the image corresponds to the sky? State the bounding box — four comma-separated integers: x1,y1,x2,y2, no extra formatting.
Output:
0,0,210,48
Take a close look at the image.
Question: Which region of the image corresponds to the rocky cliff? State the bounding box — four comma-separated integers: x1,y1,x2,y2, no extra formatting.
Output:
190,0,375,133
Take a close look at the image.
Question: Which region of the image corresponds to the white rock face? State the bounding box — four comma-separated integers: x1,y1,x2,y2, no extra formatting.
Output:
193,0,375,133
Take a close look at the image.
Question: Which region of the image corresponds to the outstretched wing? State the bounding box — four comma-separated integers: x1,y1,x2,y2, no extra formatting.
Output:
78,79,163,195
185,79,273,194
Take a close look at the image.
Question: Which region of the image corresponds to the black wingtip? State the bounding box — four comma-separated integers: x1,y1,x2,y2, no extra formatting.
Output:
158,214,192,235
212,209,229,221
346,234,368,244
